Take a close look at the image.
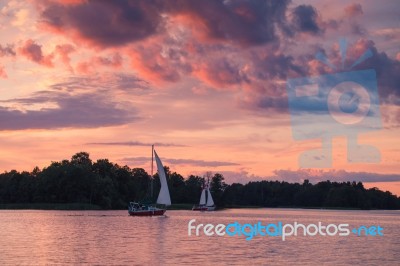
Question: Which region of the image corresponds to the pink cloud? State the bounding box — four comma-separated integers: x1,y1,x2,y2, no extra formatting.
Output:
193,59,248,90
55,44,75,68
94,53,123,68
191,85,210,96
19,39,54,67
273,169,400,183
75,53,123,74
75,61,91,74
0,65,7,79
129,41,185,85
344,3,363,17
307,58,332,76
56,0,87,5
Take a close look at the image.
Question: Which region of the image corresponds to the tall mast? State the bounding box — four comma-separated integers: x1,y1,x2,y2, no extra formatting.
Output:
151,144,154,198
205,176,209,204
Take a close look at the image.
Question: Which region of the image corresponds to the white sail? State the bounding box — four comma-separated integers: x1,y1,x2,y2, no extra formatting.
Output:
199,189,206,205
206,188,214,206
154,150,171,206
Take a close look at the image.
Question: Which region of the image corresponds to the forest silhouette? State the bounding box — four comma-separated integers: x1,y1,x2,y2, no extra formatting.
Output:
0,152,398,210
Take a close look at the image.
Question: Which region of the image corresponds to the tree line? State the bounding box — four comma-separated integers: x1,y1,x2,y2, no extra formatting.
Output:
0,152,398,210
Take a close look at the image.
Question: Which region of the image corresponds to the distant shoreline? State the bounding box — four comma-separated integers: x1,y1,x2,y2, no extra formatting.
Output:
0,203,397,211
2,152,399,210
0,203,102,210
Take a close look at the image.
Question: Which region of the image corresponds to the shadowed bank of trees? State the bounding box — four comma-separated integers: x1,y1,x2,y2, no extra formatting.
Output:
0,152,399,210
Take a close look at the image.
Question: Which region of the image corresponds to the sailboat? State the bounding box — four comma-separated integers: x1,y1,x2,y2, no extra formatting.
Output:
192,180,216,211
128,145,171,216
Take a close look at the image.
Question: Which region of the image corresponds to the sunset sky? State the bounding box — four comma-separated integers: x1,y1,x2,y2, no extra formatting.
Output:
0,0,399,195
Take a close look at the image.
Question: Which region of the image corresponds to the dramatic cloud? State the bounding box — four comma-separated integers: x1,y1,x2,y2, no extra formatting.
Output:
87,141,186,147
345,39,400,105
0,91,137,130
291,5,321,34
164,0,290,46
34,0,349,93
277,39,400,110
19,39,54,67
129,43,184,83
233,52,307,111
122,156,238,167
37,0,293,48
38,0,163,47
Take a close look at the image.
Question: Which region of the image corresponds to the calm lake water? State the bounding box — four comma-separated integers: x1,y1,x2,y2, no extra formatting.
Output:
0,209,398,265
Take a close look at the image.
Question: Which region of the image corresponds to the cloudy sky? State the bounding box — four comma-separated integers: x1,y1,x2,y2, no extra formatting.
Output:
0,0,399,195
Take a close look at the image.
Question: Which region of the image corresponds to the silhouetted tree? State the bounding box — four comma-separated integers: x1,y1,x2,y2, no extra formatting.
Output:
210,173,227,206
185,175,204,203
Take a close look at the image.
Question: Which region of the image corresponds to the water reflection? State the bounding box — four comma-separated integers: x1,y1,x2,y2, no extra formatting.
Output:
0,209,398,265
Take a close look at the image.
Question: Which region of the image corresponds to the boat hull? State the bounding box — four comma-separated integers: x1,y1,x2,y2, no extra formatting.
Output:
192,205,216,211
128,209,166,216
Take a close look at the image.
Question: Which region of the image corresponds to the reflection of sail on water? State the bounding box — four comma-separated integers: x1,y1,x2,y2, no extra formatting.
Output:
206,189,214,207
155,150,171,206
